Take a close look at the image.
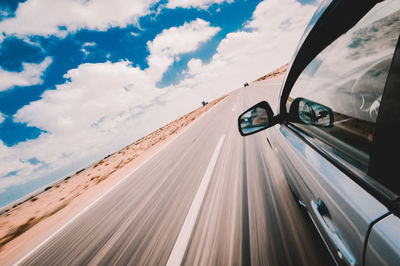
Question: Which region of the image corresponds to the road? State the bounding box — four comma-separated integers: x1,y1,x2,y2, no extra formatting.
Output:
17,76,333,265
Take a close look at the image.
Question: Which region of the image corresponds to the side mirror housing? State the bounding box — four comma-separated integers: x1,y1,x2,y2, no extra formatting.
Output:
238,101,277,136
289,97,334,127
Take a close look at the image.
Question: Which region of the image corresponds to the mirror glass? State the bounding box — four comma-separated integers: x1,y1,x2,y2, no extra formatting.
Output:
293,98,333,127
239,106,270,135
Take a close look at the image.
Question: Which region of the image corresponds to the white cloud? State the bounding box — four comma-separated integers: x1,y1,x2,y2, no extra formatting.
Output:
83,42,96,47
80,49,89,57
0,57,52,92
14,60,159,134
146,18,220,81
166,0,233,9
0,112,5,124
81,42,97,57
0,140,39,193
0,0,157,40
177,0,318,98
187,58,203,74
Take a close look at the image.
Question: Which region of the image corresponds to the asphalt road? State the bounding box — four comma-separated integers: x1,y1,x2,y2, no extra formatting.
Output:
17,76,333,265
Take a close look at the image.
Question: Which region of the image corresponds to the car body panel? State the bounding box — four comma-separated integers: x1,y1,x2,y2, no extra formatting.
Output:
365,214,400,265
269,125,388,264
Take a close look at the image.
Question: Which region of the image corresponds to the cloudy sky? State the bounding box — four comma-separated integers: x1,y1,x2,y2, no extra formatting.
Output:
0,0,320,207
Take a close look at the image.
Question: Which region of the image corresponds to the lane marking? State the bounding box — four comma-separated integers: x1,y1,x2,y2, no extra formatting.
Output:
166,135,226,266
14,105,225,266
232,104,237,112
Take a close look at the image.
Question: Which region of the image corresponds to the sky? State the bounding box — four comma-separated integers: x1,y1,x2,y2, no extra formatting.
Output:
0,0,320,208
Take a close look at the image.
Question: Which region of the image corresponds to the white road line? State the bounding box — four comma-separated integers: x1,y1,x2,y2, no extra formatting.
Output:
166,135,226,266
14,106,223,266
232,104,237,112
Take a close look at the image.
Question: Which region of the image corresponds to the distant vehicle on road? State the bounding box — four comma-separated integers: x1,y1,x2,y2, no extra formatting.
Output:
238,0,400,265
244,82,249,87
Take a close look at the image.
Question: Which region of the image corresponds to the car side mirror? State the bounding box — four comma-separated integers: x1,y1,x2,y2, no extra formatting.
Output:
289,97,334,127
238,101,276,136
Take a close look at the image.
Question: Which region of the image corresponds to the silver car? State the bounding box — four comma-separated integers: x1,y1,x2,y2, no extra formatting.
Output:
238,0,400,265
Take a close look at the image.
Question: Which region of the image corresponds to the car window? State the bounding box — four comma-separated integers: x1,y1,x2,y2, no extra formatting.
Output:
287,0,400,168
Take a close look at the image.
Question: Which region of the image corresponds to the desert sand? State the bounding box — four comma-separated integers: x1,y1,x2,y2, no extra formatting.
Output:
254,63,288,82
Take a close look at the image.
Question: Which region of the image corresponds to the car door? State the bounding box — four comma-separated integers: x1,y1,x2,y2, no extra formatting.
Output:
273,0,400,265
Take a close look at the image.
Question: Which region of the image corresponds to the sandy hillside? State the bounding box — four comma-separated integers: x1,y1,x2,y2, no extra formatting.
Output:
253,63,288,82
0,64,288,263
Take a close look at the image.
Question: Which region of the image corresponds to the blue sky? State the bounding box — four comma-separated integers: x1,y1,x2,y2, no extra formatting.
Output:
0,0,320,208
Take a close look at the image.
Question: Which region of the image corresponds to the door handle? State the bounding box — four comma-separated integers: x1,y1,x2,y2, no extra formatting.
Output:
311,200,357,266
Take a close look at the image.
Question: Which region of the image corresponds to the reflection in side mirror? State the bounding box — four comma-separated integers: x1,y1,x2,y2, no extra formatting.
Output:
289,97,334,127
238,101,275,136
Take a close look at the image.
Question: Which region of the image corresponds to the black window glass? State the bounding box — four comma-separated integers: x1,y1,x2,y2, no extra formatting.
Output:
287,0,400,168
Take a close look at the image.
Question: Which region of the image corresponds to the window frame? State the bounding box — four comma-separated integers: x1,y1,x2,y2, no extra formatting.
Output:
368,36,400,198
278,0,400,210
